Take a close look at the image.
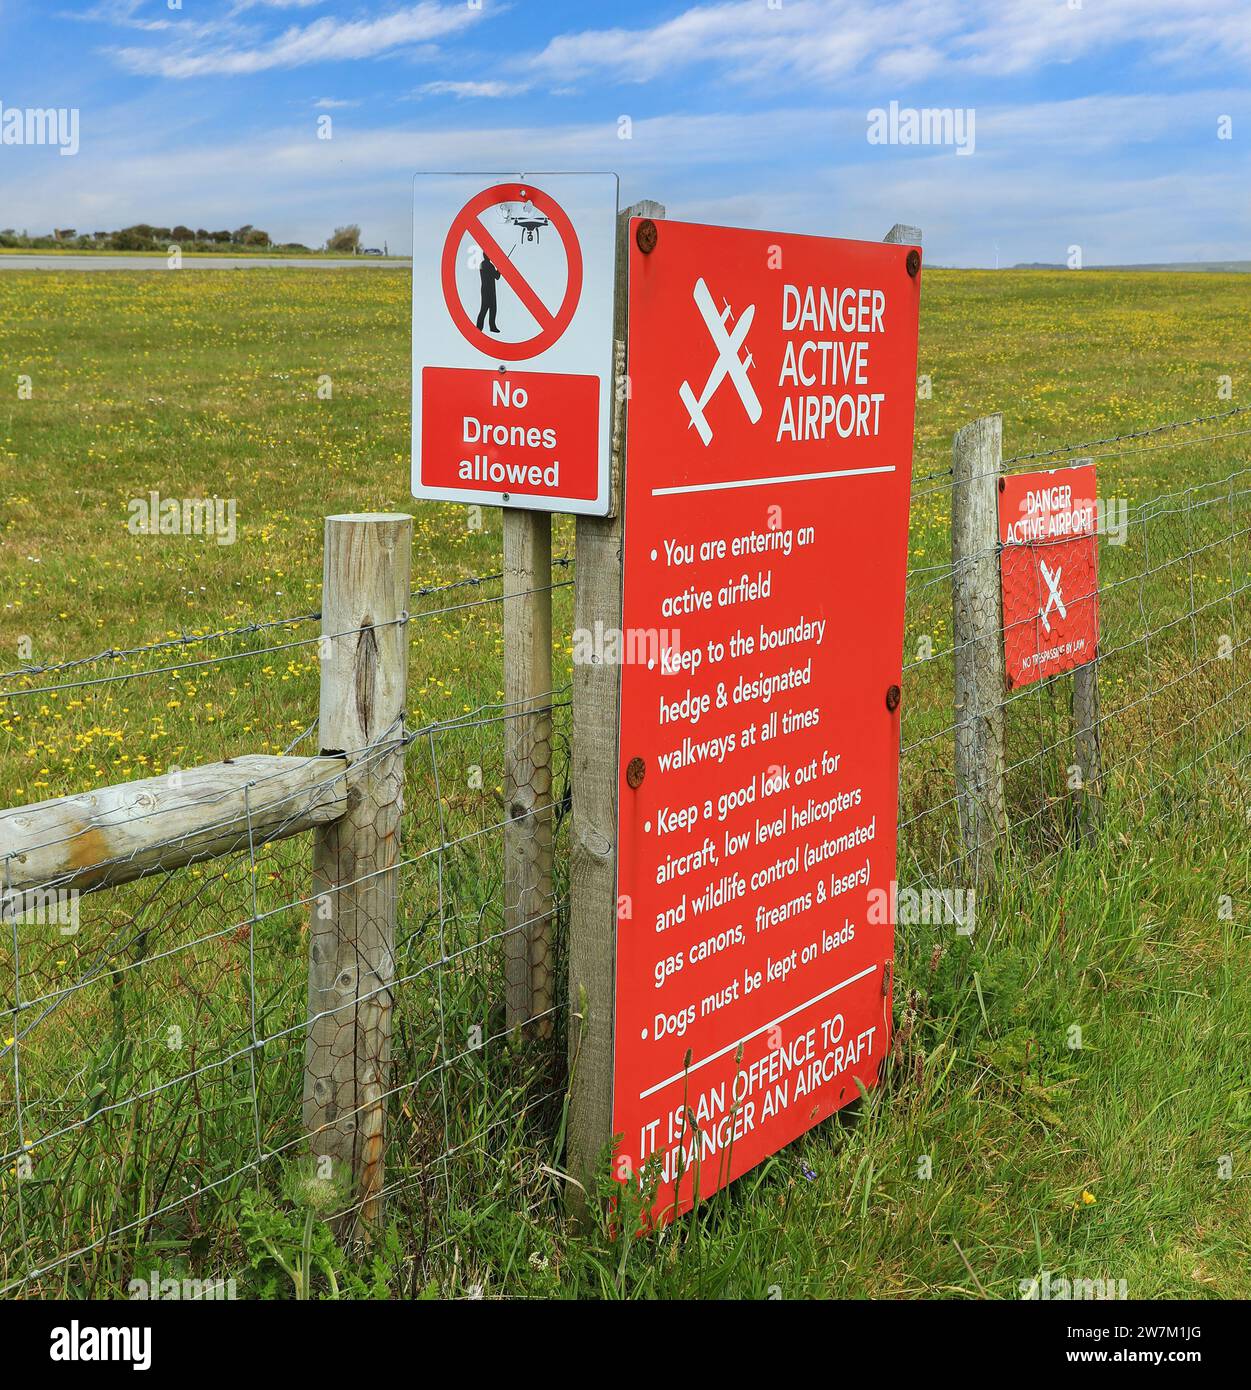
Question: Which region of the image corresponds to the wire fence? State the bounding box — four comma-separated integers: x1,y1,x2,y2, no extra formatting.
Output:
899,414,1250,899
0,561,575,1295
1,408,1249,1295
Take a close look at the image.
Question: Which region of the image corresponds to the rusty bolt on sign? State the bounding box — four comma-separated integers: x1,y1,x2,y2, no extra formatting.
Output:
905,249,921,277
636,219,658,255
885,684,902,712
626,756,646,788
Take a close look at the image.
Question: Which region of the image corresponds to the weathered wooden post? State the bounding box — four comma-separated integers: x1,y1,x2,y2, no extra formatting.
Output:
1072,658,1104,833
304,512,412,1232
951,415,1008,880
567,199,664,1217
503,508,555,1038
884,222,923,246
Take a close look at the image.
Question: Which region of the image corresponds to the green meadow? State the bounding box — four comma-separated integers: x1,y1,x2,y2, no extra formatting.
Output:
0,267,1247,1299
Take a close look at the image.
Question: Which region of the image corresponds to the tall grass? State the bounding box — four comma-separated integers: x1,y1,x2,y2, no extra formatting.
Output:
1,268,1248,1298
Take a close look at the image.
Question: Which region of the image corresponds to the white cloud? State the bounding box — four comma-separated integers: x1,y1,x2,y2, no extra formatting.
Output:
522,0,1251,88
974,91,1221,152
111,1,483,79
69,0,182,32
525,1,859,86
230,1,327,11
955,0,1251,76
419,80,526,99
92,0,1251,97
9,96,1247,267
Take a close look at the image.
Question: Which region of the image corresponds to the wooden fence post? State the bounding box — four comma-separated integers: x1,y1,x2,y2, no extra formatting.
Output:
567,198,665,1218
884,222,923,246
951,415,1007,880
1072,659,1104,833
503,508,555,1037
304,512,412,1233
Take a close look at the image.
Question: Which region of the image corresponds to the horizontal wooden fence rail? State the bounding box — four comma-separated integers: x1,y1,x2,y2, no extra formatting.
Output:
1,512,414,1247
0,754,350,895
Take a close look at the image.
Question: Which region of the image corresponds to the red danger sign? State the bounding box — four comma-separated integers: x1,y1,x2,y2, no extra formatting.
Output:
411,172,618,516
612,218,922,1223
998,464,1099,689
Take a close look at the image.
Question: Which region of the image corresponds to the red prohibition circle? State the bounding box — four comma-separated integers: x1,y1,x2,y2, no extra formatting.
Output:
440,182,584,361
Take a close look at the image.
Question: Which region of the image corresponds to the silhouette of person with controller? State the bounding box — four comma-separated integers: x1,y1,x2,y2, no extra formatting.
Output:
476,255,501,333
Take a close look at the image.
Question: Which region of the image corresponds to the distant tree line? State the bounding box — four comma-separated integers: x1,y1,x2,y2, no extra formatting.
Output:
0,223,367,254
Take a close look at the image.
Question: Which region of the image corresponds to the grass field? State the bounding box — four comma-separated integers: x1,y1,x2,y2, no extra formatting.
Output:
0,267,1248,1299
0,248,401,259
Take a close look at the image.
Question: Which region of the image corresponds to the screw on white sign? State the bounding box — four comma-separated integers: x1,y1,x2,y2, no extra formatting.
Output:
679,277,762,446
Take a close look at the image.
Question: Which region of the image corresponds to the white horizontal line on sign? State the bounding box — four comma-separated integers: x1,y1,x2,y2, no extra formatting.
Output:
651,465,896,496
638,962,878,1101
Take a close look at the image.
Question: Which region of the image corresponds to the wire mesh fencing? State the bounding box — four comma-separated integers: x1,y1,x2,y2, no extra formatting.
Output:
0,560,575,1295
1,405,1249,1295
899,411,1250,901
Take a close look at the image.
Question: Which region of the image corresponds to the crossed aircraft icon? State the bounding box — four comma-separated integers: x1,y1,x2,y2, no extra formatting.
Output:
679,277,762,446
1038,559,1067,633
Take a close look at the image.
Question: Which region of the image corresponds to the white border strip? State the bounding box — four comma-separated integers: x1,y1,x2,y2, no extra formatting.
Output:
652,464,895,497
639,962,878,1101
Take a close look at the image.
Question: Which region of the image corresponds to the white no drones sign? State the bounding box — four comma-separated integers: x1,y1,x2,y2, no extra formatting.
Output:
411,172,619,516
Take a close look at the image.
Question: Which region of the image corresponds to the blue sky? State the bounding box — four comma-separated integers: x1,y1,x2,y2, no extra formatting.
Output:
0,0,1247,265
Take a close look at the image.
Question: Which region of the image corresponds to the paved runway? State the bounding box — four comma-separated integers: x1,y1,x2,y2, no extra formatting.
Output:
0,255,411,272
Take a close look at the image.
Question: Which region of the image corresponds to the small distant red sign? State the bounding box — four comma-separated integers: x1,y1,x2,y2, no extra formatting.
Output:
998,464,1099,689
